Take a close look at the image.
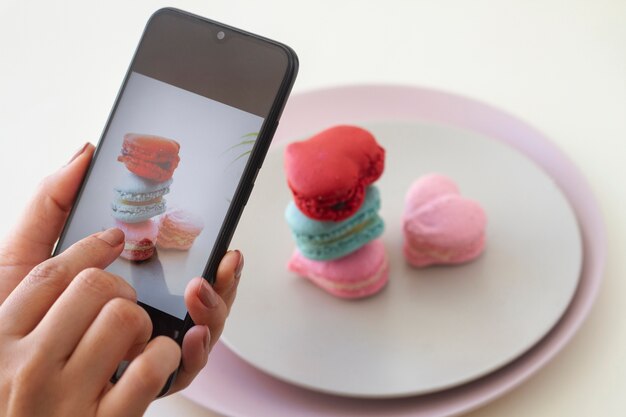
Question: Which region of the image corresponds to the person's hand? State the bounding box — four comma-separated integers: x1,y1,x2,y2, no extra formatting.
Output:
0,143,242,416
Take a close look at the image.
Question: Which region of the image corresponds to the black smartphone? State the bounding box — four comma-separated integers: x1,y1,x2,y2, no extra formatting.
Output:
53,8,297,394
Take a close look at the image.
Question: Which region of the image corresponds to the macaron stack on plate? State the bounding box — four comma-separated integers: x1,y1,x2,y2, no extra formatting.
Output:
112,133,181,261
284,125,388,298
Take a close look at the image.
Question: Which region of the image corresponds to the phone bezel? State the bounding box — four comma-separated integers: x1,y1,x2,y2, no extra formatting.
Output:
53,7,298,395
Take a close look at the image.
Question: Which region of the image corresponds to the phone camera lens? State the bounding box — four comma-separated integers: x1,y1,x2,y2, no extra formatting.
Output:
217,31,225,40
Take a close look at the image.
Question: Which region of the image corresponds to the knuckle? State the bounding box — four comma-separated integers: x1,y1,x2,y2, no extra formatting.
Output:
101,298,150,333
26,261,69,288
10,347,51,399
130,357,167,393
74,268,120,296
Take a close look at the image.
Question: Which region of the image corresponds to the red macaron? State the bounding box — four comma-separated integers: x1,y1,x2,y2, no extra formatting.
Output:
284,125,385,221
118,133,181,182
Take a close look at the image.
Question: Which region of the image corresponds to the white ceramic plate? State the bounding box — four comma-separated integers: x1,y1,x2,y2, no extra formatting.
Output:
182,85,606,417
221,120,582,398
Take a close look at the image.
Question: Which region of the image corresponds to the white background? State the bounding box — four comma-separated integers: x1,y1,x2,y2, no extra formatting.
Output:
0,1,624,416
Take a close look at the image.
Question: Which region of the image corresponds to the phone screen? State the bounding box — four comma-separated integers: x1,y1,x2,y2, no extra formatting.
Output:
55,10,296,324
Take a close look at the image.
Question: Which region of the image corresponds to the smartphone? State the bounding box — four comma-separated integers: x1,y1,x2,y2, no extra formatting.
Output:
53,8,298,394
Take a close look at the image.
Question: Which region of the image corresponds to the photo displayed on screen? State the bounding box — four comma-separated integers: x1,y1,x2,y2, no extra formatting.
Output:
57,72,264,319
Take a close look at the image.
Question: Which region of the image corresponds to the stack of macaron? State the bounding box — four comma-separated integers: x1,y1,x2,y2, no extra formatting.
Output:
284,125,389,299
112,133,180,261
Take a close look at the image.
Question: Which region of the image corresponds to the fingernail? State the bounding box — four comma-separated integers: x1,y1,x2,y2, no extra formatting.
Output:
97,228,125,247
66,142,89,165
234,250,244,280
198,279,220,308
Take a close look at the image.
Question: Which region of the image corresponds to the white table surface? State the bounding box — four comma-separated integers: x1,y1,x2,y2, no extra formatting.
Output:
1,1,624,416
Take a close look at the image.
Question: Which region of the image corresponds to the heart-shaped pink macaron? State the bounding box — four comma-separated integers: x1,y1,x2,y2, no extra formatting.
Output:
402,174,487,267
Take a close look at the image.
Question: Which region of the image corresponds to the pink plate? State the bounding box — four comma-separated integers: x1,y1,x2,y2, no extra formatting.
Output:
181,85,606,416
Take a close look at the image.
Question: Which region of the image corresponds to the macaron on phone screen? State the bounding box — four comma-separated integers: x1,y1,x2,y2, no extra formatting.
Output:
54,9,297,338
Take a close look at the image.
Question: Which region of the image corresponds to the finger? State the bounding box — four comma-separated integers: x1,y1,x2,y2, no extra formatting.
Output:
64,298,153,397
99,336,180,417
175,250,244,394
0,144,94,290
167,324,210,393
184,277,228,350
32,268,136,360
0,228,124,335
210,249,244,312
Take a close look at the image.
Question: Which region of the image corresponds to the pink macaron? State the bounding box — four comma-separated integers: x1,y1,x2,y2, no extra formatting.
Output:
115,219,158,261
287,239,389,299
157,208,204,250
402,174,487,267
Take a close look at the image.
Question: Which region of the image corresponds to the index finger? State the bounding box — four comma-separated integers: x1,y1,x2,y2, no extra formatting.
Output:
0,228,124,336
